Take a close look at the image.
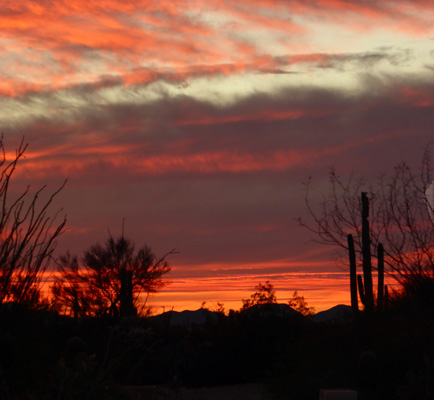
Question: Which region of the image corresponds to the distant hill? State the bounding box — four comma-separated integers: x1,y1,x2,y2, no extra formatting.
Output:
149,303,304,326
149,304,354,326
310,304,354,323
239,302,302,318
148,308,219,326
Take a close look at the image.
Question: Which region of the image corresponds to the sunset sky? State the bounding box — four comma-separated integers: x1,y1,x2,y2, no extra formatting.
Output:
1,0,434,313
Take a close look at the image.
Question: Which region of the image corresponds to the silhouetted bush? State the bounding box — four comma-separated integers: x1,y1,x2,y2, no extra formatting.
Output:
0,292,433,399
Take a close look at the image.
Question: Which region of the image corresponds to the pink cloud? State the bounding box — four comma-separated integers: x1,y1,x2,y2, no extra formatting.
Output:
1,0,432,99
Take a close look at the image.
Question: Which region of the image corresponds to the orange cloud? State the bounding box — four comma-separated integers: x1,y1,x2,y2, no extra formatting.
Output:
173,109,329,126
13,138,361,181
1,0,432,100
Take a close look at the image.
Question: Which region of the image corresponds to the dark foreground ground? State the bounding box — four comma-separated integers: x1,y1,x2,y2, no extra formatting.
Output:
0,301,433,399
125,383,268,400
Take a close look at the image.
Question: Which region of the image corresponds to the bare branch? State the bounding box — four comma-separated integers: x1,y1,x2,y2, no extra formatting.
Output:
0,137,67,307
298,144,434,283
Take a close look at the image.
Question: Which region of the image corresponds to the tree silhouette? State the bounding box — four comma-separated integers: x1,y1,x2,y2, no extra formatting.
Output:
288,291,315,316
241,281,276,310
298,145,434,284
0,137,66,307
51,235,174,317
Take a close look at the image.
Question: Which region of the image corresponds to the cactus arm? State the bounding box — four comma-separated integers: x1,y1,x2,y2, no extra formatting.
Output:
357,274,366,307
348,234,359,314
377,243,384,312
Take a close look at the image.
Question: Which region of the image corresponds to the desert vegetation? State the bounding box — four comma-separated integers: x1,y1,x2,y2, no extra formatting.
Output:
51,235,174,318
2,276,434,400
0,138,434,400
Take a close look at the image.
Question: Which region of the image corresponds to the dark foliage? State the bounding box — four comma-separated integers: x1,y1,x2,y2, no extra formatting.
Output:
0,293,433,400
241,280,276,310
51,236,174,318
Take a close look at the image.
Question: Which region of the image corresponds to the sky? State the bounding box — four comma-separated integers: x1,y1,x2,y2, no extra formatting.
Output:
1,0,433,313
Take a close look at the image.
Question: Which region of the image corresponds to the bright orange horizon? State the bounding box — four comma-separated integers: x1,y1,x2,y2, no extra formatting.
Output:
43,265,398,315
40,270,370,315
146,270,400,315
148,272,352,314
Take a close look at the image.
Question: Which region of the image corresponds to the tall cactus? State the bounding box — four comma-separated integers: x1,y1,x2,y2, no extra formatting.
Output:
361,192,374,312
348,192,388,313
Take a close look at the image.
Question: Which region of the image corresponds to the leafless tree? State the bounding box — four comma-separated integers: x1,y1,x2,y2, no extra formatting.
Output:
52,235,174,317
298,144,434,283
0,136,66,307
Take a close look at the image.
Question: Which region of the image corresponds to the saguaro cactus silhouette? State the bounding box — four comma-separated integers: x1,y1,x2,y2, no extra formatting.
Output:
348,192,388,313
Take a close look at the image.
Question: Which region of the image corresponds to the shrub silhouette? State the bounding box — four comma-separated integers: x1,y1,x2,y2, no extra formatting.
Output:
52,235,174,318
241,281,276,310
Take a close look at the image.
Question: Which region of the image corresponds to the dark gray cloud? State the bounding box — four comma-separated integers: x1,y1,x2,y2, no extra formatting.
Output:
4,68,432,277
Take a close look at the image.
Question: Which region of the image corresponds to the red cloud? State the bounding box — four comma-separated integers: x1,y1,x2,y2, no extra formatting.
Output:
173,109,329,126
1,0,432,99
398,85,434,107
